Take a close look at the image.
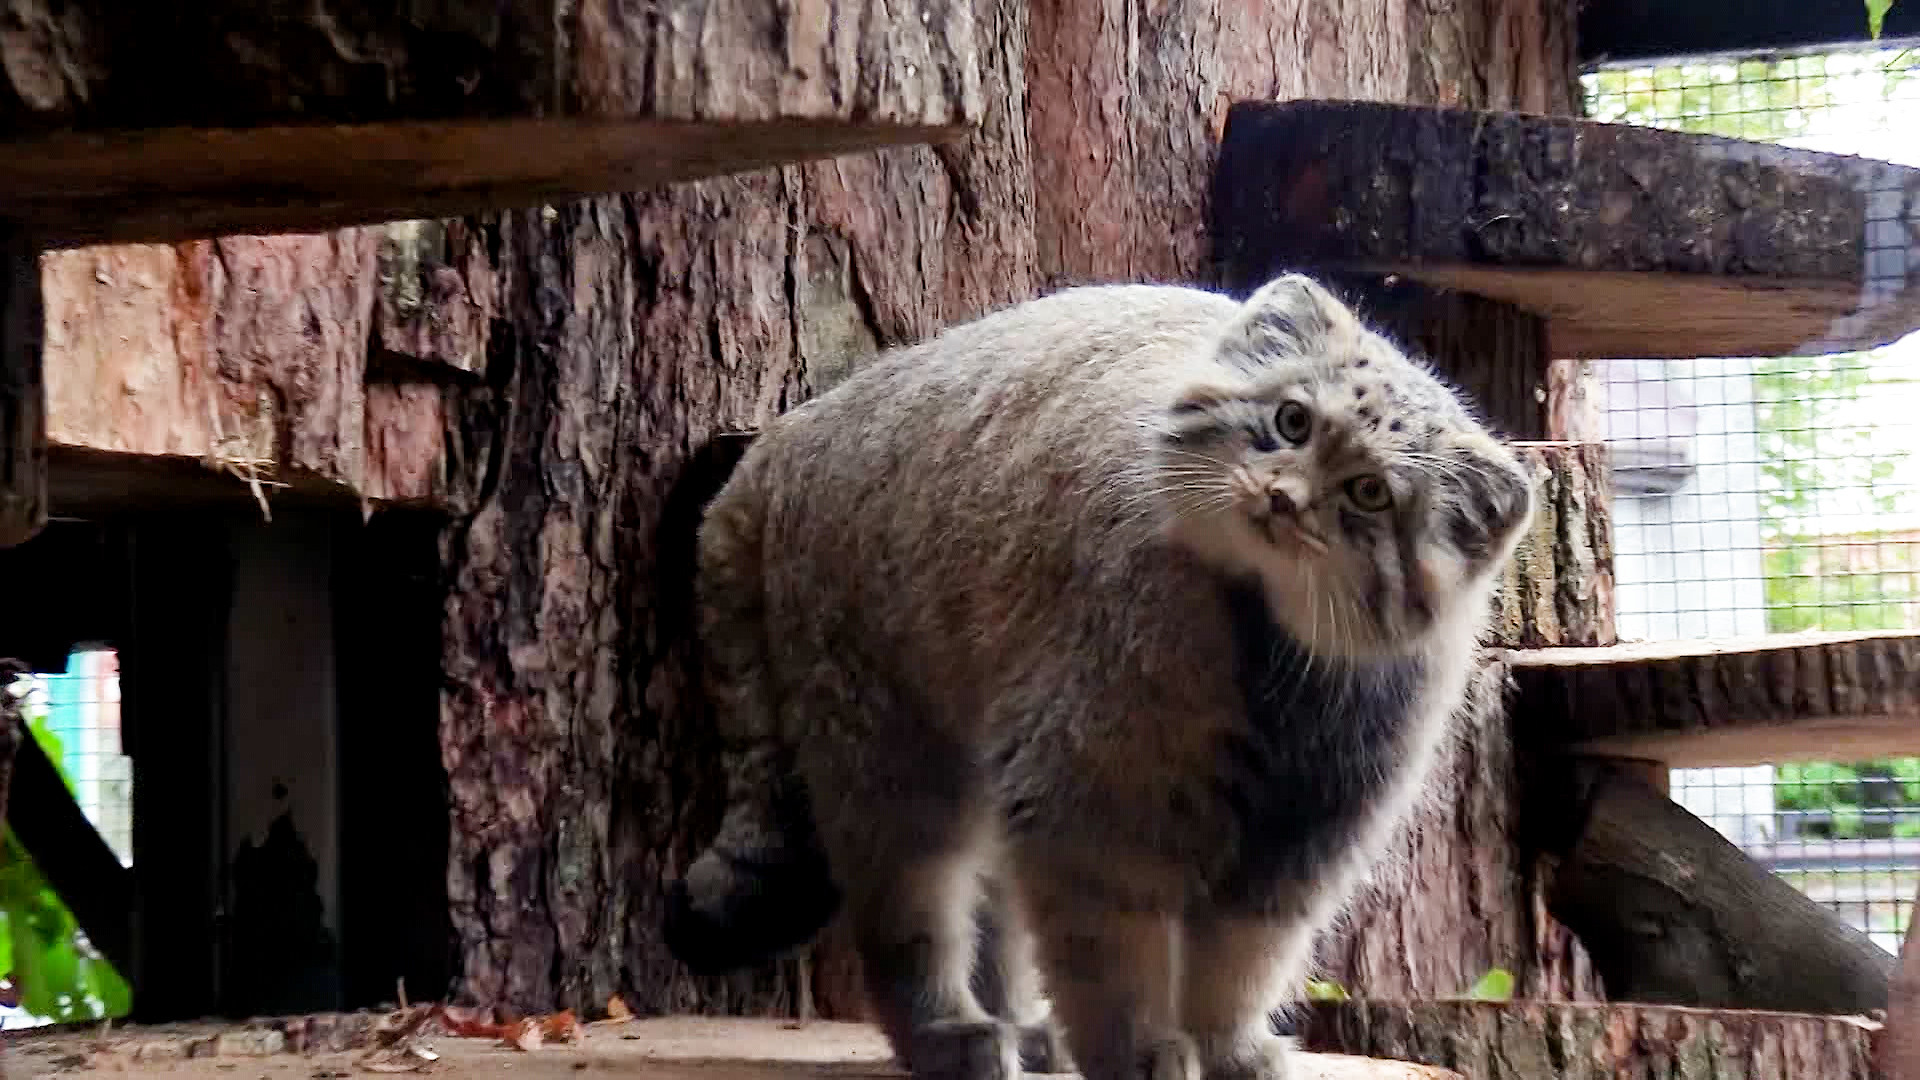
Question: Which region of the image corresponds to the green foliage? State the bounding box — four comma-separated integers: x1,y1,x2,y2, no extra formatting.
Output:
1751,354,1920,634
0,692,132,1022
1304,979,1349,1003
1776,758,1920,840
1870,0,1897,40
1466,968,1515,1003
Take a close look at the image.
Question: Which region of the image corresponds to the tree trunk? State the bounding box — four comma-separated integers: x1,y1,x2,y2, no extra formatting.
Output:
434,0,1034,1017
1546,762,1893,1014
1301,999,1883,1080
1489,442,1616,649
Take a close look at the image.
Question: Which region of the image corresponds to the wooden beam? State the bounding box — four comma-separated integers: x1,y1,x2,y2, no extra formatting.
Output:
0,3,982,247
1546,762,1893,1014
1303,999,1883,1080
1212,100,1920,361
1510,630,1920,767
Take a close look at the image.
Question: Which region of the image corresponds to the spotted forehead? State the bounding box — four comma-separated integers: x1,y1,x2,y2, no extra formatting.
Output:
1311,357,1472,446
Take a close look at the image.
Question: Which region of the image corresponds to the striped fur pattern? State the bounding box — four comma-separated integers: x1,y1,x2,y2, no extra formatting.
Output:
667,277,1532,1080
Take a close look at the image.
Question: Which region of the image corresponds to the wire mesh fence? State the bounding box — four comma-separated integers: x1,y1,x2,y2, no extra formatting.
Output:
1586,46,1920,952
1671,762,1920,954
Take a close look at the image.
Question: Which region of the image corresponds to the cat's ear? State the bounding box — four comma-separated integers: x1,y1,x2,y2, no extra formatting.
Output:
1170,381,1240,415
1216,274,1350,370
1436,436,1535,568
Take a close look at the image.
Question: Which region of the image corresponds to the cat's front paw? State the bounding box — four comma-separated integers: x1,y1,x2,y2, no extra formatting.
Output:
1137,1033,1201,1080
1017,1020,1076,1074
1197,1034,1291,1080
903,1020,1021,1080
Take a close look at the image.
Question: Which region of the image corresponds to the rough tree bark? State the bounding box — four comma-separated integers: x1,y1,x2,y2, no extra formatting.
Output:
1489,443,1616,650
432,0,1034,1017
1544,763,1893,1014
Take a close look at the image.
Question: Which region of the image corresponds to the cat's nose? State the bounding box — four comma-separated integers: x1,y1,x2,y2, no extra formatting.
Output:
1269,477,1309,516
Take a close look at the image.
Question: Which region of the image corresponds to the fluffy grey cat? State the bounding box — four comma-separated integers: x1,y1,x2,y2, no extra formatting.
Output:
666,276,1533,1080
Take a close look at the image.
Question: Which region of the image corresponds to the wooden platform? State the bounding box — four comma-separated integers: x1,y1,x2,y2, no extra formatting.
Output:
4,1017,1461,1080
1212,100,1920,360
1508,629,1920,767
0,3,981,246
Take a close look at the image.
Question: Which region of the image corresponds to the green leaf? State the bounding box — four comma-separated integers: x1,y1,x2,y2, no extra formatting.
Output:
1305,979,1350,1003
1468,968,1515,1002
1869,0,1895,40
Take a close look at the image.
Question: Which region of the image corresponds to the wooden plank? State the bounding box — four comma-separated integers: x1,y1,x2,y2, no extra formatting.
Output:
1212,100,1920,360
1510,630,1920,766
8,1017,1464,1080
0,3,982,247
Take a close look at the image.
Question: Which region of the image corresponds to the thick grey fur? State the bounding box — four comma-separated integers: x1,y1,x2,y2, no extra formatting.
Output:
668,277,1533,1080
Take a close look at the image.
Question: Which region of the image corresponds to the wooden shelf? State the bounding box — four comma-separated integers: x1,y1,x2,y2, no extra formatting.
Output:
8,1016,1461,1080
0,3,981,246
1212,100,1920,360
1508,630,1920,766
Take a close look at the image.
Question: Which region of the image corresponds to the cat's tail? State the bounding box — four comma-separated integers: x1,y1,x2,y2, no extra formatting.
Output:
664,447,841,976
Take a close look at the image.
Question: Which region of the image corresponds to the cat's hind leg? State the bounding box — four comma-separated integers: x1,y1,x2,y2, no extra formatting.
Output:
797,690,1018,1080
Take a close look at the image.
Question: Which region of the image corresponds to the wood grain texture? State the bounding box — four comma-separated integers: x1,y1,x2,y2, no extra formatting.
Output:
1510,630,1920,766
1489,442,1616,648
0,1,981,245
1302,1000,1883,1080
1212,99,1920,360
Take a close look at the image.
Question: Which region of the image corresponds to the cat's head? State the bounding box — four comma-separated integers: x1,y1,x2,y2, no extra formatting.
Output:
1157,275,1533,658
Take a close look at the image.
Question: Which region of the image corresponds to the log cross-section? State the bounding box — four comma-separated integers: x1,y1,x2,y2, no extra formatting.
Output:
0,3,983,247
1212,99,1920,360
1510,629,1920,766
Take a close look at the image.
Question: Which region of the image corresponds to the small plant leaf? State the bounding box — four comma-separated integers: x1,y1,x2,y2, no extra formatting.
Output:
1869,0,1896,40
1304,979,1349,1003
1468,968,1515,1002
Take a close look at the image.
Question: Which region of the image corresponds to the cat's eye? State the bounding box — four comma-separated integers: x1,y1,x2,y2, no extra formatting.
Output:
1346,474,1392,511
1275,401,1313,445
